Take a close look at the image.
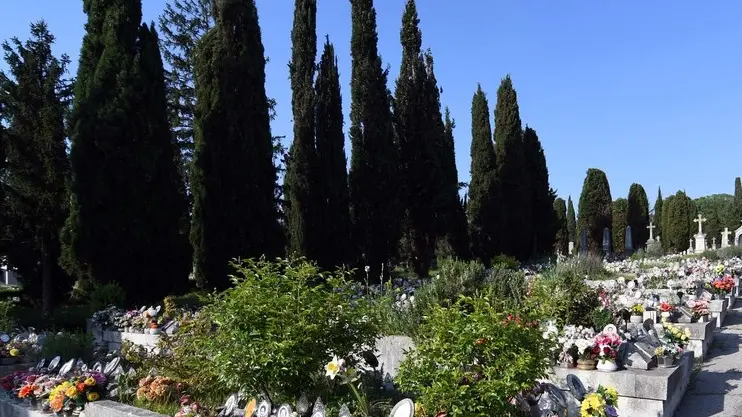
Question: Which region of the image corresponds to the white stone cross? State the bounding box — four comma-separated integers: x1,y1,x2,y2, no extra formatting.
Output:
646,222,656,240
693,214,707,235
722,227,731,247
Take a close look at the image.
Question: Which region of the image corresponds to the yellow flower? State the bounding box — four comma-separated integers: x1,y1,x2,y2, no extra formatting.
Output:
87,392,100,402
684,328,692,338
9,348,19,357
84,377,96,386
65,386,78,398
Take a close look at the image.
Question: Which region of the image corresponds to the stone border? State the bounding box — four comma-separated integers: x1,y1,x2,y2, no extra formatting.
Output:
0,398,168,417
674,321,716,360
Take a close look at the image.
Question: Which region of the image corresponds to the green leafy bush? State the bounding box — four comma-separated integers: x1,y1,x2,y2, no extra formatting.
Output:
492,254,520,270
717,246,742,259
485,265,527,307
38,331,93,362
88,282,126,311
396,293,550,417
527,266,601,327
173,258,379,401
588,307,614,330
0,299,17,331
700,250,720,260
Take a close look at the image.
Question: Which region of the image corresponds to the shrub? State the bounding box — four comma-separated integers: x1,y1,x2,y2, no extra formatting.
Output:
173,258,379,401
718,246,742,260
396,293,550,417
492,254,520,270
485,265,527,307
38,331,93,363
528,266,601,327
88,282,126,311
0,299,17,331
700,250,720,261
588,307,614,330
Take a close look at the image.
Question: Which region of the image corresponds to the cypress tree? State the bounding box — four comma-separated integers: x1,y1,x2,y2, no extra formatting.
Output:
349,0,400,279
577,168,613,254
611,198,628,253
494,75,529,260
627,183,650,249
653,187,663,241
190,0,281,290
467,85,498,263
158,0,214,180
438,107,470,259
393,0,436,276
553,198,568,256
734,177,742,230
523,126,555,257
0,22,73,314
660,194,674,252
567,196,576,245
662,191,692,252
284,0,318,259
314,38,351,269
62,0,191,303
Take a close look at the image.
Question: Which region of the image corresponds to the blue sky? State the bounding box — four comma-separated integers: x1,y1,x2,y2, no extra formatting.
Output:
3,1,741,209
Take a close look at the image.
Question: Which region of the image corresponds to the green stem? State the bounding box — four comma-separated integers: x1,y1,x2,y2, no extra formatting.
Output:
345,377,369,416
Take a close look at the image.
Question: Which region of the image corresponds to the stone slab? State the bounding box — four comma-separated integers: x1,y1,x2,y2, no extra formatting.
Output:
0,362,34,376
375,335,414,379
674,321,716,359
0,399,48,417
550,352,693,417
85,400,169,417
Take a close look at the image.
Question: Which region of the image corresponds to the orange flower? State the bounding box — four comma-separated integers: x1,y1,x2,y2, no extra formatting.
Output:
18,384,37,398
50,395,64,412
77,382,86,392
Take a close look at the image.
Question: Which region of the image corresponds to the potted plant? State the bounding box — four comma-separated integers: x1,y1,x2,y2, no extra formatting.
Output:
659,302,674,321
576,339,598,370
655,345,681,368
594,332,622,372
655,322,690,367
629,304,644,323
688,299,709,323
580,385,619,417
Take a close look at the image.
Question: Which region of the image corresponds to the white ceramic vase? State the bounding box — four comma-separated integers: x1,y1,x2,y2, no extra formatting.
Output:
597,359,618,372
630,315,643,323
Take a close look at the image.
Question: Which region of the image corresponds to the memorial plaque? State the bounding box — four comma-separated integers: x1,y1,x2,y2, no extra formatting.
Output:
389,399,414,417
48,356,61,371
256,400,271,417
276,404,292,417
58,359,75,376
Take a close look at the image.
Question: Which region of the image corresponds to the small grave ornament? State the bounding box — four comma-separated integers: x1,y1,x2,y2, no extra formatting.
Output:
311,397,326,417
296,394,309,415
256,399,271,417
338,404,351,417
244,399,256,417
277,404,293,417
543,383,567,409
35,358,46,371
92,361,103,372
104,357,121,376
0,333,10,343
58,359,75,376
602,324,618,334
389,399,414,417
221,393,239,416
48,356,61,372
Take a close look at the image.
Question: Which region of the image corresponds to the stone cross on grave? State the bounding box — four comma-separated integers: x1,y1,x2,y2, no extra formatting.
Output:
722,227,731,248
647,222,656,241
712,237,717,250
693,214,707,235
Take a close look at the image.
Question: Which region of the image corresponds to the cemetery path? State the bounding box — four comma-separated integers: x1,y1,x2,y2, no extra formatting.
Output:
676,303,742,417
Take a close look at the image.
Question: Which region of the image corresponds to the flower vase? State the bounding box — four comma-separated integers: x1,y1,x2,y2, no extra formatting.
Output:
576,359,596,370
630,315,643,324
660,311,671,320
596,359,618,372
657,355,677,368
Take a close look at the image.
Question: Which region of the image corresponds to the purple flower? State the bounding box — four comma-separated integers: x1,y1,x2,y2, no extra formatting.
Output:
605,405,618,417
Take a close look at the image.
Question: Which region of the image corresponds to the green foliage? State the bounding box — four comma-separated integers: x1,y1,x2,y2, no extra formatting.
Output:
528,262,602,327
492,254,520,270
589,307,614,330
467,86,498,263
0,299,17,331
396,294,550,417
523,127,556,259
348,0,400,280
486,265,527,307
700,250,720,261
88,282,126,311
182,258,379,401
37,331,93,363
577,169,613,254
718,246,742,259
694,193,734,246
553,198,569,255
314,39,352,269
661,191,693,253
627,183,650,249
285,0,319,259
566,196,577,245
653,187,663,240
494,76,529,261
645,241,664,258
734,177,742,231
190,0,282,289
612,198,628,253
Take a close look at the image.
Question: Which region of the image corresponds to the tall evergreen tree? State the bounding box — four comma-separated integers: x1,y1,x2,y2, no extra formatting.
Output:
349,0,400,279
653,187,663,241
494,75,529,260
438,107,469,259
190,0,281,289
662,191,692,252
393,0,436,276
0,22,72,314
467,85,498,263
627,183,650,248
158,0,213,174
284,0,318,259
734,177,742,230
611,198,628,253
522,126,555,257
61,0,191,303
577,168,612,254
314,38,351,269
567,196,576,245
553,198,568,256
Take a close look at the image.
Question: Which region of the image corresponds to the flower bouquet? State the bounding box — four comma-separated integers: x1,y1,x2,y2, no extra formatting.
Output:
593,332,622,372
48,372,106,414
175,395,207,417
708,275,735,297
687,299,709,322
580,385,619,417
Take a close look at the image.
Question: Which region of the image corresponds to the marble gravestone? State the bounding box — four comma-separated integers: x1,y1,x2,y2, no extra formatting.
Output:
676,306,694,323
722,227,731,248
693,214,707,253
625,225,633,255
646,222,656,243
603,227,612,256
623,321,660,369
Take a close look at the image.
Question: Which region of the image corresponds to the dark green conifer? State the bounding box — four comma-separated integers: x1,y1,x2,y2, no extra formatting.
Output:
627,183,650,248
567,196,577,245
314,38,351,269
577,168,613,254
349,0,400,279
734,177,742,230
553,198,568,255
438,107,470,259
62,0,190,303
653,187,663,240
522,126,555,257
284,0,318,258
190,0,281,289
662,191,692,252
494,75,529,260
467,85,498,263
612,198,628,253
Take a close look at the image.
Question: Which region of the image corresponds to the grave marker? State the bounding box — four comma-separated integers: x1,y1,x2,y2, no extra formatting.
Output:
603,227,612,255
647,221,656,241
722,227,731,248
579,229,587,254
625,225,634,255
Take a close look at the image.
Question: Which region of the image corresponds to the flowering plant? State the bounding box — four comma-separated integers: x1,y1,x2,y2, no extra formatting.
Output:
325,356,369,416
708,275,735,295
1,371,27,393
48,372,106,413
630,304,644,315
659,302,674,313
174,395,207,417
593,332,622,363
136,375,183,403
580,385,618,417
687,299,709,318
660,322,690,348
